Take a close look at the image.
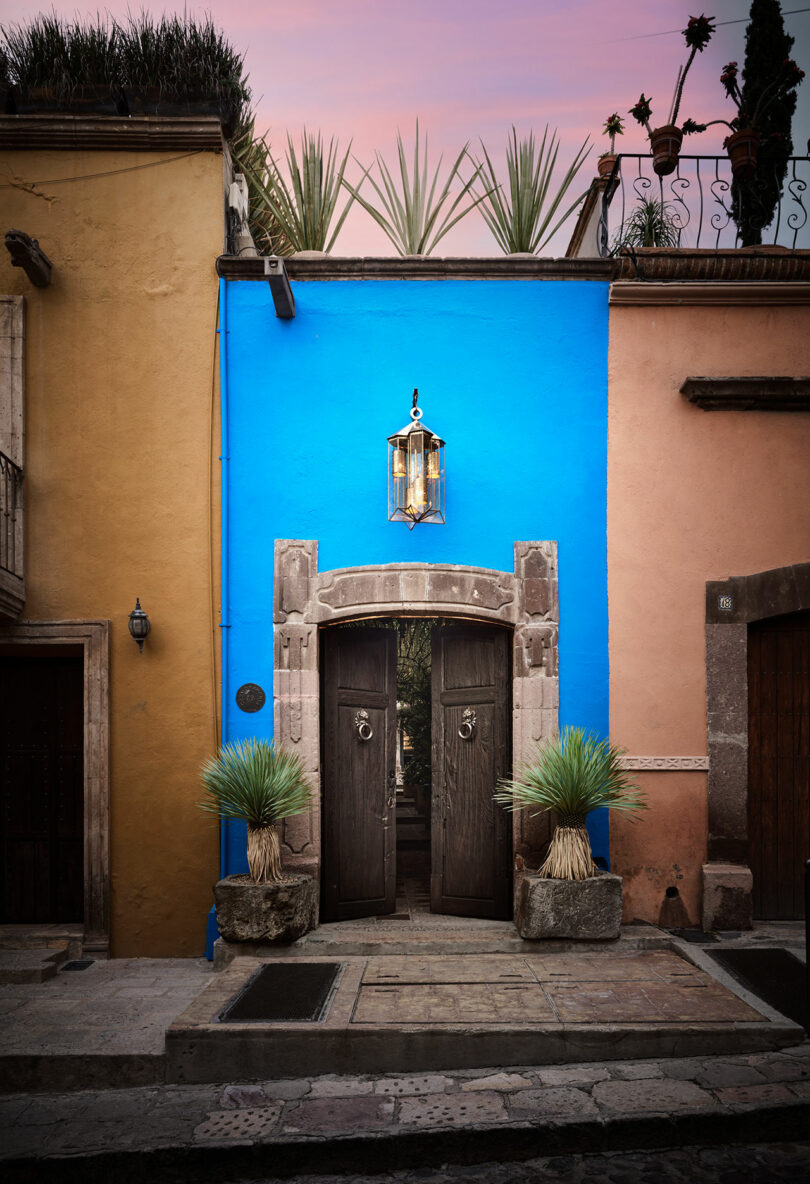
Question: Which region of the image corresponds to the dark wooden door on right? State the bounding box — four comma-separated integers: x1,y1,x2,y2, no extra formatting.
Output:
431,624,511,918
748,610,810,919
0,655,84,923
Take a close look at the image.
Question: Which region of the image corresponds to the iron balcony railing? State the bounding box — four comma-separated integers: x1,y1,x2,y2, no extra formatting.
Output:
0,449,24,579
598,154,809,257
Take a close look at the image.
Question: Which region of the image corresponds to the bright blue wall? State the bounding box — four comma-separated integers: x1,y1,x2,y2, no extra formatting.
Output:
220,278,610,877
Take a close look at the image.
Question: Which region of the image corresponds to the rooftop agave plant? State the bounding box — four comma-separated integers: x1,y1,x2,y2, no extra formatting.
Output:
345,120,489,256
472,126,591,255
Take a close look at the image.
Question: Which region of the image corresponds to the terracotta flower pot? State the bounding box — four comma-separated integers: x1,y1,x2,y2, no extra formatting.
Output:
726,128,760,181
649,124,683,176
597,154,619,178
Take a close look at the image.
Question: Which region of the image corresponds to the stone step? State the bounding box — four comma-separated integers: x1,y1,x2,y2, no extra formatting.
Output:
0,946,67,984
167,948,804,1086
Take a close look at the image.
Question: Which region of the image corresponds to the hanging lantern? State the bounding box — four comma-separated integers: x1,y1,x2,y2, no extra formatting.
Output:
388,389,445,529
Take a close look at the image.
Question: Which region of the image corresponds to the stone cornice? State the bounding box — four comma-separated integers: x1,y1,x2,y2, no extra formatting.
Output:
0,114,224,152
216,255,618,281
216,253,810,284
682,377,810,411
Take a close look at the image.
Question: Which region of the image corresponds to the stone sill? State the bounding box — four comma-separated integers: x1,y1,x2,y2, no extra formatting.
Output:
682,376,810,411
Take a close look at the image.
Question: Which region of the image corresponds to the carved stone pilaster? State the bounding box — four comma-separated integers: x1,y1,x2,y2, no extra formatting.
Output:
511,543,559,874
273,539,317,623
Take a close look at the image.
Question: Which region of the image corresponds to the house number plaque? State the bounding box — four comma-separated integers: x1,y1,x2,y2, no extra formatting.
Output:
236,683,266,713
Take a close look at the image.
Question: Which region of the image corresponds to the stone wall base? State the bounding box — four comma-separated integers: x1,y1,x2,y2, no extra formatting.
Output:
702,862,753,931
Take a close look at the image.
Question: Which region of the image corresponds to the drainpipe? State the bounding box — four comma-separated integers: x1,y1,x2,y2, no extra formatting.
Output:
218,275,230,879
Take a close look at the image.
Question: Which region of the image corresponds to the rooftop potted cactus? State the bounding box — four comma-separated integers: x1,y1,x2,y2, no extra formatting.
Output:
683,56,805,180
495,727,647,940
598,113,624,177
629,13,715,175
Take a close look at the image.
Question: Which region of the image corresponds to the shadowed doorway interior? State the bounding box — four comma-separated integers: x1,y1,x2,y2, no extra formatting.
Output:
320,617,512,923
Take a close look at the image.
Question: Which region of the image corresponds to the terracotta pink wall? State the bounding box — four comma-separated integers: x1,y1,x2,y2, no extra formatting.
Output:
608,296,810,925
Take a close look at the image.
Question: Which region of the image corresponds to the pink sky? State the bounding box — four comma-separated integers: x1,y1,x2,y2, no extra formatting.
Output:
3,1,808,254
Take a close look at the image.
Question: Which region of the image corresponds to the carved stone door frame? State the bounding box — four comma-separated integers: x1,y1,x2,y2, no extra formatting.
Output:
273,541,559,913
0,619,110,955
703,561,810,928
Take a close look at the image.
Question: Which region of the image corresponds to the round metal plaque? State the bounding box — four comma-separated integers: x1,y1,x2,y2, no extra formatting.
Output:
235,683,266,713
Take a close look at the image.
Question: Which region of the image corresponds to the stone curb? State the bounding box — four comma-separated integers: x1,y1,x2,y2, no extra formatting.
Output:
3,1101,810,1183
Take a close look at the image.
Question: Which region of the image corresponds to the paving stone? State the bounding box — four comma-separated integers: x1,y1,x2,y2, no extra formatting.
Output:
194,1105,282,1142
221,1084,268,1108
397,1091,509,1128
714,1083,796,1107
310,1078,374,1097
374,1074,454,1096
609,1062,665,1080
789,1080,810,1098
695,1062,768,1087
507,1087,599,1119
461,1072,534,1091
756,1059,810,1083
536,1065,609,1087
591,1077,717,1114
256,1078,312,1100
660,1057,710,1079
282,1095,394,1134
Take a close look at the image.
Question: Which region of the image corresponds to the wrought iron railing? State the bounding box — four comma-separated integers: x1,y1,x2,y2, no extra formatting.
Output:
0,450,24,578
598,155,809,257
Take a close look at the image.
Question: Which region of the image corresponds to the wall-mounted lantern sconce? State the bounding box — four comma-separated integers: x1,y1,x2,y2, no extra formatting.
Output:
388,389,445,529
128,598,151,653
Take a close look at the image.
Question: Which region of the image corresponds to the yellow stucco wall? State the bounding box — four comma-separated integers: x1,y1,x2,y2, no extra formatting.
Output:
608,294,810,926
1,144,223,955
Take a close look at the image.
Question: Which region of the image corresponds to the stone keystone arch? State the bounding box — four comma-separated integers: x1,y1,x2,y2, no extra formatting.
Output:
273,540,559,911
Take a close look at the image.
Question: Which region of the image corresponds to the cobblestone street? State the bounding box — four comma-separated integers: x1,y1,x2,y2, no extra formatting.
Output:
217,1142,810,1183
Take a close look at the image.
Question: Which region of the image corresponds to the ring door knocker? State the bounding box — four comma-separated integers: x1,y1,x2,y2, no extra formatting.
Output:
354,709,373,742
458,707,476,741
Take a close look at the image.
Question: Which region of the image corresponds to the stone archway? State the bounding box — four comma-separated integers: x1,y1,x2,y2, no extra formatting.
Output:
703,561,810,928
273,540,559,910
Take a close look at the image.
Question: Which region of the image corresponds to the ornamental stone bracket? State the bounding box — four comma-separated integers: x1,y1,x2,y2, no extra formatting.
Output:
273,540,560,890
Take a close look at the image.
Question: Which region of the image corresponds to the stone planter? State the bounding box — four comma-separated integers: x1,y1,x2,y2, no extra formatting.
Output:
213,873,317,943
515,871,623,940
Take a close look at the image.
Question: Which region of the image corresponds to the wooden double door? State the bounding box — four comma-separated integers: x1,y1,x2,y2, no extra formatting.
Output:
321,622,511,922
748,610,810,919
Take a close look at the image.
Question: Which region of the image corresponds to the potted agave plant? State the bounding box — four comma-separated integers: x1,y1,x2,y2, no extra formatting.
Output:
683,57,805,180
199,738,317,944
598,112,624,178
495,727,647,940
629,13,715,176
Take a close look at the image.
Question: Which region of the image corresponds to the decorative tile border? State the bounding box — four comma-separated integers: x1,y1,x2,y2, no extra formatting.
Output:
620,756,708,771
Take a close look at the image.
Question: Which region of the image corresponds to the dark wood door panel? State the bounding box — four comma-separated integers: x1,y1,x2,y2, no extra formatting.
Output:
431,625,511,919
321,627,397,921
748,611,810,919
